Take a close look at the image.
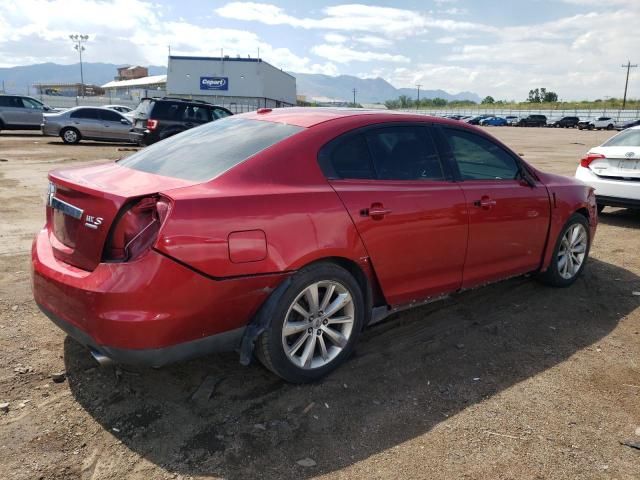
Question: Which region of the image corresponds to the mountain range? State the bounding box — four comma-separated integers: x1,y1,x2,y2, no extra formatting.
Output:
0,62,480,104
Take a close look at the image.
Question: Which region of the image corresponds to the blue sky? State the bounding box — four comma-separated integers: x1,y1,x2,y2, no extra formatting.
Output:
0,0,638,100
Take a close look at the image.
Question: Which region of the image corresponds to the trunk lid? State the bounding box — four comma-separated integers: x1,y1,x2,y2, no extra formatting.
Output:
47,161,194,271
588,147,640,180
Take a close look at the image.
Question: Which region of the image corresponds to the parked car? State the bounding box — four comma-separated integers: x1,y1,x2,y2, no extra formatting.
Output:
32,108,597,383
41,106,133,144
0,94,57,132
104,104,133,114
550,116,580,128
591,116,618,130
129,97,232,146
577,118,594,130
619,118,640,130
505,115,520,126
518,115,547,127
479,116,507,126
575,126,640,212
465,114,493,125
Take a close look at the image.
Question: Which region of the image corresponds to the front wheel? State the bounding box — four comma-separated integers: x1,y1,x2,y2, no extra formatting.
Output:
256,263,364,383
538,213,590,287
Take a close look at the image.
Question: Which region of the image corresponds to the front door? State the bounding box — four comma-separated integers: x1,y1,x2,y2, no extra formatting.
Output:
320,124,469,306
98,109,131,141
438,126,551,288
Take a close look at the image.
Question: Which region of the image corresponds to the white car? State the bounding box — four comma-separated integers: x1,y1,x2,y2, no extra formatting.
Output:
591,116,618,130
104,104,133,114
575,126,640,212
505,115,520,126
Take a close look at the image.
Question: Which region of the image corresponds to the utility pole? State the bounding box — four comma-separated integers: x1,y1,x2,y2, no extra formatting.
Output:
69,34,89,97
621,60,638,109
416,83,422,109
352,88,356,106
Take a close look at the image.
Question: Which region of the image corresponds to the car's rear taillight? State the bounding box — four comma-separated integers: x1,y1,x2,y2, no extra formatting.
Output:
146,119,159,130
103,196,171,262
580,153,605,168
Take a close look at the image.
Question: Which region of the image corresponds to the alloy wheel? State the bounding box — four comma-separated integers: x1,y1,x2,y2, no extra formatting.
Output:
281,280,355,369
557,223,587,280
63,130,78,143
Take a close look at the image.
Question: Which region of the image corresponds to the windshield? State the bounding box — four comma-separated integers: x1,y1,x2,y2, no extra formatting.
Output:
118,117,304,181
602,129,640,147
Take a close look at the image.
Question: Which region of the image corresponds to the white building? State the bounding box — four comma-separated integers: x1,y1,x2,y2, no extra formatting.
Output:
166,55,296,112
101,75,167,101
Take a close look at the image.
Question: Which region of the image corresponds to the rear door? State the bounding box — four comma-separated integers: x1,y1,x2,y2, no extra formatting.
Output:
438,126,551,288
320,123,468,305
69,108,103,138
0,96,27,126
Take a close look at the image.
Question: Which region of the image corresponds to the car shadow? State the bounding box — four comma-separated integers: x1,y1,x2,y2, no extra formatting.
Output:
0,131,44,138
63,258,637,479
45,140,137,147
598,208,640,228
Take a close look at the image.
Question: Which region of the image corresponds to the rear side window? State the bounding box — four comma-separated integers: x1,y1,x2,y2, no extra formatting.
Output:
118,117,303,181
365,126,444,180
70,108,101,119
0,96,22,107
151,102,185,120
320,134,374,179
443,128,519,180
602,129,640,147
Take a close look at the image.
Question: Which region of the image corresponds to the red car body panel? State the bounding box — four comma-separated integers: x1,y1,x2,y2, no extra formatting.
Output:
31,108,597,366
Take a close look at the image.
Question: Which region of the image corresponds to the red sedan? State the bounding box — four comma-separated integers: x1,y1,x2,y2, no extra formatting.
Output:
32,108,597,382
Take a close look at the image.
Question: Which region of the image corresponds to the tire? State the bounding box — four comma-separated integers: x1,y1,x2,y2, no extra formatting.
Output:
255,262,365,383
538,213,591,288
607,124,614,130
60,127,81,144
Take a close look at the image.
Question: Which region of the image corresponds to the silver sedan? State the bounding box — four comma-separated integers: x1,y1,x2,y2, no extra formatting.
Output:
42,106,134,144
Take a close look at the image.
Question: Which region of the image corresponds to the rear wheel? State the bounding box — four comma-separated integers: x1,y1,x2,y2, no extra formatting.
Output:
256,263,364,383
607,124,614,130
538,213,590,287
61,127,81,144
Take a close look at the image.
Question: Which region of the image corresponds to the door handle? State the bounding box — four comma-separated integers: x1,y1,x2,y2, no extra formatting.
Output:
474,196,496,209
362,203,392,220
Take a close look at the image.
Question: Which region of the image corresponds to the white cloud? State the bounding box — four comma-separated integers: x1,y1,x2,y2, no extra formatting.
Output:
215,2,494,36
311,44,410,64
0,0,338,75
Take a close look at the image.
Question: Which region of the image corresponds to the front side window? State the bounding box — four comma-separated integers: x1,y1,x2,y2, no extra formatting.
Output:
213,107,231,120
118,117,303,181
99,109,124,122
443,128,520,180
21,97,43,109
183,106,211,123
365,126,444,180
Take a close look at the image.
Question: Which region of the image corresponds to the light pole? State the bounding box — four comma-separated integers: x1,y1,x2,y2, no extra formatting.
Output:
352,88,356,107
416,83,422,110
69,34,89,97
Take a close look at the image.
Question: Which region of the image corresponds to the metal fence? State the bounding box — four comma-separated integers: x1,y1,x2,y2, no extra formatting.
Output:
400,107,640,122
36,93,292,114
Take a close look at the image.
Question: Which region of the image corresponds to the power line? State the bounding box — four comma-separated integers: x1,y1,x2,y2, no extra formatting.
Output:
621,60,638,109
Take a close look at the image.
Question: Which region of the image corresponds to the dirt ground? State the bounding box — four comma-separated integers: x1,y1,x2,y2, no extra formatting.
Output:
1,126,639,480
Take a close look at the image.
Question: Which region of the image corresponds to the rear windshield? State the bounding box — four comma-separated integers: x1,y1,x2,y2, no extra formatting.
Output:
118,117,303,181
602,129,640,147
132,99,153,118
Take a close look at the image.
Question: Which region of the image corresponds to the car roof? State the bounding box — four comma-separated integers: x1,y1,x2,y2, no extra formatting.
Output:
238,107,460,128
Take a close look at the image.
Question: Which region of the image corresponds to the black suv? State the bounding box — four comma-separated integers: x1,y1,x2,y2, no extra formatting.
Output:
550,116,579,128
129,97,232,145
518,114,547,127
